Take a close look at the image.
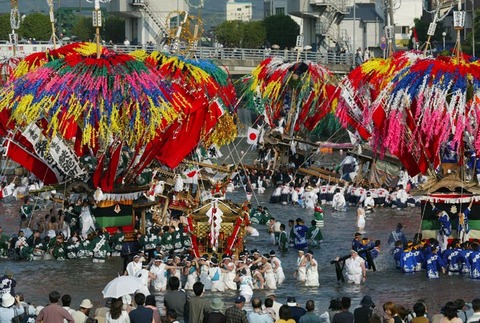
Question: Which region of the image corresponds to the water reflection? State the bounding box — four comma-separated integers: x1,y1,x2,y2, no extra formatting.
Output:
1,188,479,314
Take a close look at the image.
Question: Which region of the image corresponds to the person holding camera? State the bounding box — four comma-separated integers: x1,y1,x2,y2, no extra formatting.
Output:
354,296,375,323
0,293,24,322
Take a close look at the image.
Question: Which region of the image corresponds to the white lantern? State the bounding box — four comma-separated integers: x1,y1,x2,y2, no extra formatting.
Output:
427,23,437,36
453,11,465,29
385,26,393,39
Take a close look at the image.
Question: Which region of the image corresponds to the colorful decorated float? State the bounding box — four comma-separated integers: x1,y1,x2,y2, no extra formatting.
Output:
335,0,480,240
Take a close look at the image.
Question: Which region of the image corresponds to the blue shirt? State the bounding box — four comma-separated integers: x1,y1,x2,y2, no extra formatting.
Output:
0,305,24,323
248,311,274,323
299,312,322,323
294,225,308,250
129,305,154,323
426,252,446,279
400,250,417,273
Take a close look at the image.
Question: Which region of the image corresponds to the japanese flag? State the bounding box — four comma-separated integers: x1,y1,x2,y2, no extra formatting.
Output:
247,127,260,145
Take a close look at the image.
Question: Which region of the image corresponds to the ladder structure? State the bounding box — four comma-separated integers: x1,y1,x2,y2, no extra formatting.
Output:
132,0,173,45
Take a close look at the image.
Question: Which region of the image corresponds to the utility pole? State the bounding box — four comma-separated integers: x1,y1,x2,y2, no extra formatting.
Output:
473,0,476,57
352,0,356,67
384,0,395,56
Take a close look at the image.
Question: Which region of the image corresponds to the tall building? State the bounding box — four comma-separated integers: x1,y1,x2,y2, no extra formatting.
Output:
264,0,288,16
287,0,350,51
226,0,253,22
107,0,189,45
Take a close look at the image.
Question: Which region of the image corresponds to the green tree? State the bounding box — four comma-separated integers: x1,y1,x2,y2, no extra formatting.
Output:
214,20,246,47
0,14,10,41
264,15,300,49
104,15,125,44
242,21,266,48
18,13,51,41
71,16,96,42
408,17,445,51
463,8,480,55
214,20,266,48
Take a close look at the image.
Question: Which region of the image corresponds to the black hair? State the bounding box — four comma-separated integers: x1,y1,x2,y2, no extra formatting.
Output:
134,293,146,306
193,281,204,296
443,302,458,320
49,291,61,303
341,297,351,309
168,276,180,290
413,302,426,317
264,298,273,308
145,295,156,306
279,305,292,320
61,294,72,307
306,300,315,312
329,298,342,311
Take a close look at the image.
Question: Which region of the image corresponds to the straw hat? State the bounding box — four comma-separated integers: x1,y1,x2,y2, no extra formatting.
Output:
80,299,93,309
210,298,224,310
1,293,15,307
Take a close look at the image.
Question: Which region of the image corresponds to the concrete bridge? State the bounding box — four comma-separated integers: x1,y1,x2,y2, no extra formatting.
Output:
0,43,353,76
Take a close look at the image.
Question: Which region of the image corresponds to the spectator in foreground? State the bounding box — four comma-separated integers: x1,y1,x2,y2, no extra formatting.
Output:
299,300,321,323
36,291,74,323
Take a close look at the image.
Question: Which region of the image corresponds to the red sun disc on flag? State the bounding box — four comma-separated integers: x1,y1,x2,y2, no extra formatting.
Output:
249,133,258,141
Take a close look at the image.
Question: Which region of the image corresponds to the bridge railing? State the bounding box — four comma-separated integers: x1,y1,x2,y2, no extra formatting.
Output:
0,42,353,66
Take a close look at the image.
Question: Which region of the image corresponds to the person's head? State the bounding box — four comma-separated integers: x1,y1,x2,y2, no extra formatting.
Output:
413,302,426,317
329,298,342,311
61,294,72,307
341,297,351,310
168,276,180,291
134,293,146,306
361,296,375,308
4,269,13,279
49,291,61,304
109,298,123,320
454,299,465,311
396,223,403,230
443,302,458,320
193,281,204,296
145,295,156,307
267,294,277,302
234,295,246,308
264,298,273,309
279,305,292,320
470,298,480,313
251,297,262,309
383,301,397,316
166,309,177,322
350,250,358,258
280,223,286,231
79,299,93,314
210,298,224,312
306,300,315,312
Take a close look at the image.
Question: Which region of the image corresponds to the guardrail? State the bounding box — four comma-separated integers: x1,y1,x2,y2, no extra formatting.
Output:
0,43,353,66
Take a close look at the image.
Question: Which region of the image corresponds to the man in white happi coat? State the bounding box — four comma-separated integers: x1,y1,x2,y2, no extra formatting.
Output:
125,254,144,277
79,200,96,239
343,250,366,284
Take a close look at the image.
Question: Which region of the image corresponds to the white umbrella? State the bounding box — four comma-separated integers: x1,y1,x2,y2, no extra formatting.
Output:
102,276,144,299
271,44,280,49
